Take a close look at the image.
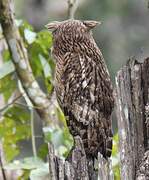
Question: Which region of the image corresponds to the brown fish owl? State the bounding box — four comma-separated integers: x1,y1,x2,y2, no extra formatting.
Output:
47,20,114,158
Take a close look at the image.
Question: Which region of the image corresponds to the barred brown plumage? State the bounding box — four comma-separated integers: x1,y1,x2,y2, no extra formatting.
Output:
47,20,114,158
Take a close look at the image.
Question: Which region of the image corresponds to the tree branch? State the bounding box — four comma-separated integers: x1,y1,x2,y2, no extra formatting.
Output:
67,0,78,19
0,0,53,124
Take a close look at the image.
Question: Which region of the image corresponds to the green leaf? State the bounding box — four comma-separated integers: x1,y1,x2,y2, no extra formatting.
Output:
26,28,52,77
39,54,52,78
0,117,20,161
2,49,11,62
36,30,52,52
0,106,31,161
19,157,45,169
58,145,68,157
4,105,30,123
28,42,43,77
43,126,63,147
43,126,73,158
4,157,45,170
15,19,23,27
30,163,49,180
24,29,36,44
113,164,120,180
112,133,119,156
56,107,67,127
37,143,48,160
112,133,120,180
0,61,15,79
39,54,53,93
19,20,34,37
0,74,16,101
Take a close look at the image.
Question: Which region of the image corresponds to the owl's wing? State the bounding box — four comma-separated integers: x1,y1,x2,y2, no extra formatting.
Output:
57,52,114,125
55,52,114,157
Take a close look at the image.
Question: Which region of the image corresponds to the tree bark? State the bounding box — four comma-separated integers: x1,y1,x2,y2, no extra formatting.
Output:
115,57,149,180
48,136,114,180
0,0,53,124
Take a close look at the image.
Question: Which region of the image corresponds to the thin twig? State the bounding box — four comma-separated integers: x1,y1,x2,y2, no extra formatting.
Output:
0,147,6,180
67,0,78,19
0,93,23,114
14,102,42,109
30,108,37,158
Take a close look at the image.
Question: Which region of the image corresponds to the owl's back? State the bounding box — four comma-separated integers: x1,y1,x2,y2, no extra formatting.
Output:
51,20,114,158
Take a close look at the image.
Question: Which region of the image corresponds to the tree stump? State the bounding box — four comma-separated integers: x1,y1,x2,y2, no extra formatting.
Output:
48,136,113,180
115,57,149,180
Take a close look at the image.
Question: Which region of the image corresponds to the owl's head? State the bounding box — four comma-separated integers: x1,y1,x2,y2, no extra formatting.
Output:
46,20,100,42
46,20,101,55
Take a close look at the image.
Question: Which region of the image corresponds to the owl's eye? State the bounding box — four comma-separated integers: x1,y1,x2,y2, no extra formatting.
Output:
52,28,59,36
52,29,57,34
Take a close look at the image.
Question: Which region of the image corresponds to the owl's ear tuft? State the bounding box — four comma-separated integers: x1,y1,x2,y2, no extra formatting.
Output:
45,21,61,31
83,20,101,30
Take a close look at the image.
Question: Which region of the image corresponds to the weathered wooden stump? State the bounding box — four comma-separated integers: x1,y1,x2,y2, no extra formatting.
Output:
115,57,149,180
48,136,113,180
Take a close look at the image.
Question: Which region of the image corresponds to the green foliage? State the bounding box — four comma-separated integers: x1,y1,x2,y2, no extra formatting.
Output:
0,20,54,164
43,125,73,158
4,157,45,170
4,157,49,179
18,20,53,79
39,54,54,93
0,61,15,79
0,106,30,161
29,163,49,180
112,133,120,180
0,74,16,101
37,143,48,160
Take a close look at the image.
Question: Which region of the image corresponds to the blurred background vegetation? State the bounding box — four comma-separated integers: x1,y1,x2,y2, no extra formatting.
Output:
15,0,149,80
0,0,148,179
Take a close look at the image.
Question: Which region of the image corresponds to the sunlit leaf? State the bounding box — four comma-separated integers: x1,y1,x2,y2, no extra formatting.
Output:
112,133,120,180
39,54,52,78
4,157,45,170
0,106,31,161
0,61,15,79
24,29,36,44
28,42,43,77
37,143,48,160
0,74,16,101
4,105,30,123
58,145,68,157
43,126,73,158
2,49,11,62
56,107,67,127
112,133,119,156
36,30,52,53
15,19,23,27
19,20,34,37
30,163,49,180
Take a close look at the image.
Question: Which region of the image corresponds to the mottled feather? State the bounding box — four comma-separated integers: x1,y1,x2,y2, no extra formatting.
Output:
47,20,114,158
